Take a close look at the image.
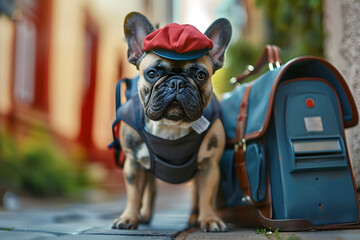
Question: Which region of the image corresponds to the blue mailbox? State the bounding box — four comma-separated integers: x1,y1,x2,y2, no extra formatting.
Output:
268,59,359,225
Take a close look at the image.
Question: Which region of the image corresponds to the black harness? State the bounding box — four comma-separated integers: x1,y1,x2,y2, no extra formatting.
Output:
109,79,221,184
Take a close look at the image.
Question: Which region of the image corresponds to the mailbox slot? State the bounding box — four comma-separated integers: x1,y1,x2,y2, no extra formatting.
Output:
290,137,347,172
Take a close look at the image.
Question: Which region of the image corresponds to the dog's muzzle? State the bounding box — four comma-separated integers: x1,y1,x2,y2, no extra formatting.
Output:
145,76,203,122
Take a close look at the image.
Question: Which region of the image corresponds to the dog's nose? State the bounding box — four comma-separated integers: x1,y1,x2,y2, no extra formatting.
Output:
169,78,186,90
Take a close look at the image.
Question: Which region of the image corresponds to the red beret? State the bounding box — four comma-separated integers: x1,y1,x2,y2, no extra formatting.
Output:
143,23,213,60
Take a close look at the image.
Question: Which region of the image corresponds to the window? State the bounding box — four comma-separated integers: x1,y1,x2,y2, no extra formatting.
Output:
12,0,51,111
13,15,37,106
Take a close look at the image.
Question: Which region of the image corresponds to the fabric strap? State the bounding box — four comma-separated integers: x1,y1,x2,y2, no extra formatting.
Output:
234,82,272,218
235,83,253,198
234,45,282,84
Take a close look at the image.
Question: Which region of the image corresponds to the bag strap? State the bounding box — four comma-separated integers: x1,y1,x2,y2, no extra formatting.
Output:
108,78,130,167
234,83,253,198
115,79,122,110
218,206,360,231
115,78,131,110
233,82,272,218
232,45,282,84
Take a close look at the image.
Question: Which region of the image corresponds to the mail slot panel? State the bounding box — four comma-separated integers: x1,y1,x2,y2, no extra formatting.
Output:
290,137,347,172
293,139,342,155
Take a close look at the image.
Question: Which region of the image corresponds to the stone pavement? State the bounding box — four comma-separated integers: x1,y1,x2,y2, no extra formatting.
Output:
1,182,360,239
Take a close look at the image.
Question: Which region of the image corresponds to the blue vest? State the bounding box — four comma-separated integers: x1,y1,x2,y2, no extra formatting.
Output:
111,93,221,184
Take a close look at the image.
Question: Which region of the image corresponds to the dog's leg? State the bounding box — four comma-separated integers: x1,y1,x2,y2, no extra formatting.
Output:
112,123,147,230
196,160,227,232
139,172,156,223
188,181,199,227
195,119,227,232
112,157,146,229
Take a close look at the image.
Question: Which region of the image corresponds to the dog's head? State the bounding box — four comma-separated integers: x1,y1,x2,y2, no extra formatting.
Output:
124,12,231,126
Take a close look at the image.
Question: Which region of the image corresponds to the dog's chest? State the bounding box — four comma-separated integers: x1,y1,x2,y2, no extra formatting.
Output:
137,122,193,169
146,120,192,140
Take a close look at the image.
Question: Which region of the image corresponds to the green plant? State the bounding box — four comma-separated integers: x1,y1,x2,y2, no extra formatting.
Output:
0,131,21,190
0,228,13,231
0,130,91,197
256,0,324,61
256,227,268,235
18,141,85,196
256,227,279,239
256,227,300,240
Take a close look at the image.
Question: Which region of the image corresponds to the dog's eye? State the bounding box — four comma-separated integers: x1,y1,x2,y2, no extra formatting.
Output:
145,70,158,80
196,71,207,81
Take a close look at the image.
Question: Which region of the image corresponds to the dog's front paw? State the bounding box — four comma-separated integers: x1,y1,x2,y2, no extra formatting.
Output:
187,208,199,227
112,215,139,230
199,217,227,232
139,210,152,224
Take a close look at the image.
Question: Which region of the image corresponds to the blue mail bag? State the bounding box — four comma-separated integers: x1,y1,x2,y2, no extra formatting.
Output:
217,45,360,231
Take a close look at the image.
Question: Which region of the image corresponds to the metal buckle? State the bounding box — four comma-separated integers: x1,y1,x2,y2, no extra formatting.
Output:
275,61,281,68
247,65,254,72
268,63,274,71
230,77,237,85
241,195,252,205
234,138,246,152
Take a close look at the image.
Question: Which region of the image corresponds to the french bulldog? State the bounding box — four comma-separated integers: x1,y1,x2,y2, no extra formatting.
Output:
112,12,231,232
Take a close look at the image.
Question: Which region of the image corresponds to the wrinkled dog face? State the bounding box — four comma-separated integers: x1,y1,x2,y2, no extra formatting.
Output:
138,53,214,124
124,13,231,126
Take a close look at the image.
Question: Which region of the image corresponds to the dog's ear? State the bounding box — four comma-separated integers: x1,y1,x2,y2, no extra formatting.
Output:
124,12,155,66
204,19,232,71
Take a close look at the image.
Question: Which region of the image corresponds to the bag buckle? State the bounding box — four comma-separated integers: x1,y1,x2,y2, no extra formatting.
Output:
241,195,253,205
234,138,246,152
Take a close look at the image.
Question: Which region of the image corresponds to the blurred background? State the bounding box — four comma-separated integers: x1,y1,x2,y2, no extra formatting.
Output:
0,0,359,209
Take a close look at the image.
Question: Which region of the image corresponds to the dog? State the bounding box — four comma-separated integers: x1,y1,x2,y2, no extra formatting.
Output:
111,12,231,232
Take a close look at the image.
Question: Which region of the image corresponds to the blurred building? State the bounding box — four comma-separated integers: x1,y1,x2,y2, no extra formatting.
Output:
0,0,172,167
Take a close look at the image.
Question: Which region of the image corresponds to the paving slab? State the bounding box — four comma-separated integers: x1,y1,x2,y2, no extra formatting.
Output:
12,223,96,236
288,229,360,240
85,225,180,237
180,227,360,240
180,227,269,240
39,234,172,240
0,212,54,229
0,230,56,240
0,182,191,239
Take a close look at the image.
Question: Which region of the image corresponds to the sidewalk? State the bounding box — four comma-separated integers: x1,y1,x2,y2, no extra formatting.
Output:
1,181,360,239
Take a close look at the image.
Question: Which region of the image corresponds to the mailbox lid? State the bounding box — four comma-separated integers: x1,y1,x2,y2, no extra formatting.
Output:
277,57,358,128
229,56,359,143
